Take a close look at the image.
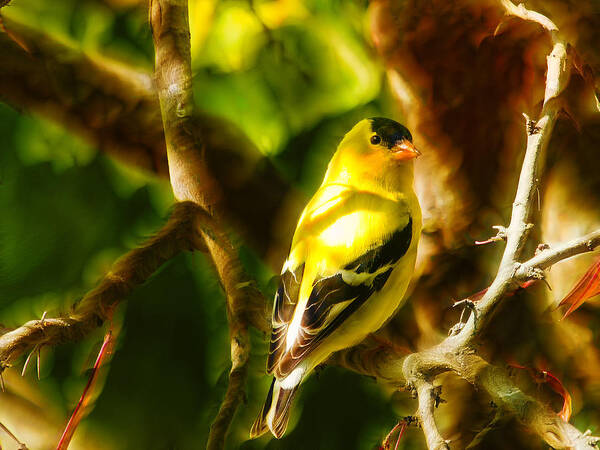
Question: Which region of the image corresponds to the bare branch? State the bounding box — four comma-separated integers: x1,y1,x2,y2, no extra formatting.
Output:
454,0,571,345
335,3,600,449
412,380,449,450
0,420,27,450
516,229,600,280
0,3,271,446
499,0,558,33
202,220,268,450
408,350,600,450
0,201,200,371
329,341,406,386
149,2,269,448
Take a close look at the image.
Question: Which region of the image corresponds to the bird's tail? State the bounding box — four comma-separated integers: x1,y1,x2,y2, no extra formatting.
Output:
250,377,299,439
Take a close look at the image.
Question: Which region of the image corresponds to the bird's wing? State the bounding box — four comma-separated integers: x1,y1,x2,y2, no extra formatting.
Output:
267,262,304,374
267,212,413,379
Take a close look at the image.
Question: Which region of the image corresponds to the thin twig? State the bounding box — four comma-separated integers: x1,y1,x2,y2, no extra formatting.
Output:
0,420,28,450
499,0,558,33
516,229,600,280
425,0,570,348
399,2,588,445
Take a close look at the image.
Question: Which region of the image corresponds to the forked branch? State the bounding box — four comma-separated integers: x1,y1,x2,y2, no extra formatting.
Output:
149,1,268,448
335,2,600,448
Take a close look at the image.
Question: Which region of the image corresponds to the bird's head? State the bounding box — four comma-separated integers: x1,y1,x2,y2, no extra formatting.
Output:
327,118,420,190
336,117,419,165
366,117,420,161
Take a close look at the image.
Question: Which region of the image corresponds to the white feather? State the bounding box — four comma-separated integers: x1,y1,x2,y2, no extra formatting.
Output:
280,366,305,389
286,311,302,351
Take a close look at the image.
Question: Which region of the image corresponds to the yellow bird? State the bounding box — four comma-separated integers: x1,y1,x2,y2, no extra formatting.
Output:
251,118,422,438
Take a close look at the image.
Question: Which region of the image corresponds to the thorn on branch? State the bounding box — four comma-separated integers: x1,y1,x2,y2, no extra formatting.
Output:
0,420,28,450
453,298,476,311
381,420,407,450
404,415,419,427
516,265,553,291
406,381,418,398
475,225,507,246
432,385,446,408
21,344,39,377
448,322,464,336
449,299,477,335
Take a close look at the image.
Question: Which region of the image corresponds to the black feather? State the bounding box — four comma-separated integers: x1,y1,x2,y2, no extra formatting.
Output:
344,218,412,273
368,117,413,149
277,218,413,376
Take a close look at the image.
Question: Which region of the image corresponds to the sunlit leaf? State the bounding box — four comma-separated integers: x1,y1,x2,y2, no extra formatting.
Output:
254,0,308,29
258,19,380,134
189,0,217,58
198,2,266,72
558,258,600,319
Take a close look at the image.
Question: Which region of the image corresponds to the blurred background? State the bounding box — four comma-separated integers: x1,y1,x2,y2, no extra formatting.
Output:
0,0,599,448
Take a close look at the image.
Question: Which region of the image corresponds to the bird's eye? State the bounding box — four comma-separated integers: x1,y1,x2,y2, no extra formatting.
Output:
370,135,381,145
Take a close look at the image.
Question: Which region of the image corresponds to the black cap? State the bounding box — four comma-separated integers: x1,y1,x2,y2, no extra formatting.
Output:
368,117,412,149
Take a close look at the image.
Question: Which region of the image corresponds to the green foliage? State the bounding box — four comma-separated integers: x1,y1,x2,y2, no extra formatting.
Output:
193,0,380,155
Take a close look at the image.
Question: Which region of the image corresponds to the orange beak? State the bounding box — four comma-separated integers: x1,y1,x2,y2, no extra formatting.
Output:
391,139,421,160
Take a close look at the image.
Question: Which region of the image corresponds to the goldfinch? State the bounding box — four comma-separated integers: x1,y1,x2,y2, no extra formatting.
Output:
250,118,422,439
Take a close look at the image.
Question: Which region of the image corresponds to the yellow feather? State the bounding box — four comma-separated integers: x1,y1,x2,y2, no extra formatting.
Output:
252,118,422,439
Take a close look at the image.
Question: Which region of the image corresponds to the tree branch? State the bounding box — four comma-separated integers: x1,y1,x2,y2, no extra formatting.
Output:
516,229,600,280
335,3,600,448
201,220,268,450
0,201,201,371
149,2,268,448
0,16,300,258
412,380,448,450
1,3,272,446
459,38,569,338
335,220,600,447
0,201,267,447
